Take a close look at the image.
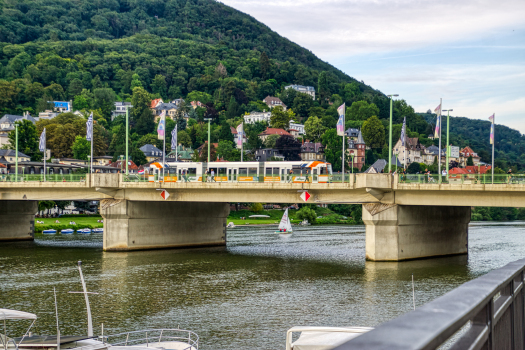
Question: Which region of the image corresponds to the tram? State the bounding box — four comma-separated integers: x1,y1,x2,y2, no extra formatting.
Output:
148,161,333,183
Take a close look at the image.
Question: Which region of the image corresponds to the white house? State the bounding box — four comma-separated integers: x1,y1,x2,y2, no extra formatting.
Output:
244,111,271,124
112,102,133,120
284,85,316,99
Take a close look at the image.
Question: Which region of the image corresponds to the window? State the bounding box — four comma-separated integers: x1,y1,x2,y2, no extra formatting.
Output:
218,168,227,175
187,168,196,175
248,167,258,176
239,168,247,175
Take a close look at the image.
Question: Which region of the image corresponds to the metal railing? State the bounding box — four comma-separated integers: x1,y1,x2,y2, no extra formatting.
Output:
399,174,525,184
124,174,355,184
335,258,525,349
103,329,198,350
0,174,87,182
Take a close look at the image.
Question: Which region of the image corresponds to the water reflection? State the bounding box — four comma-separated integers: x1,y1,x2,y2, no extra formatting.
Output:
1,222,524,349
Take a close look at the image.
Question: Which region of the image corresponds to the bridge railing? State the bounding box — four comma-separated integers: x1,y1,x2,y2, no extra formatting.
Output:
122,174,356,183
334,258,525,350
399,173,525,184
0,174,87,182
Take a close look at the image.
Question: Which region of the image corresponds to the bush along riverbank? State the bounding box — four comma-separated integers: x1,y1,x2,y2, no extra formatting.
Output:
471,207,525,221
228,204,363,226
35,216,103,233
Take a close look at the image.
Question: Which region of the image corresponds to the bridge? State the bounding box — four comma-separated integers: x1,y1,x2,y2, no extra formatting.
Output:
1,173,525,261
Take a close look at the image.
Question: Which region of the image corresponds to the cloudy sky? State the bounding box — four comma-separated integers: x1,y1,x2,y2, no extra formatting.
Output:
221,0,525,133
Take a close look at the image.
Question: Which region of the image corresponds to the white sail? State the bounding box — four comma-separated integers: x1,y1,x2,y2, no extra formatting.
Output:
278,208,293,232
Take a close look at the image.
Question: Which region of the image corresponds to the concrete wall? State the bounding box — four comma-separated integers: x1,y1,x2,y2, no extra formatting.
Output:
101,200,230,251
363,204,470,261
0,200,37,241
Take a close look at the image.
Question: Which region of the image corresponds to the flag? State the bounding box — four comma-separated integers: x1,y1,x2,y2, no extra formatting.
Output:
157,110,166,140
400,117,406,146
86,113,93,141
489,114,494,144
171,125,178,150
236,123,243,147
488,114,494,123
434,103,441,138
336,103,345,136
39,128,46,152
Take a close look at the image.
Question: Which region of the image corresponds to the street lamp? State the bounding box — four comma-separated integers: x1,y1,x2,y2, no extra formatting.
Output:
204,118,212,163
387,94,399,173
350,153,355,174
442,109,453,181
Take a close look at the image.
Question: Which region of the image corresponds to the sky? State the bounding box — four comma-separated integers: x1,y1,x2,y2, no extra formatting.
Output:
221,0,525,133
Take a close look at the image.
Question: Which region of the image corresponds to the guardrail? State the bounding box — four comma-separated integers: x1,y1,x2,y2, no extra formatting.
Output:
335,257,525,349
0,174,87,182
122,174,355,183
103,329,198,350
399,173,525,184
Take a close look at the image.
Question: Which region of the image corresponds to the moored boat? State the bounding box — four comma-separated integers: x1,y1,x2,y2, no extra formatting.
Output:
92,228,103,233
77,228,91,234
42,229,57,234
286,326,373,350
275,208,293,234
60,229,74,234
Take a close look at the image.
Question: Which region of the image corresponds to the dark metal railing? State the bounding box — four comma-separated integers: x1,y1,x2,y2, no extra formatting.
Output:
335,258,525,350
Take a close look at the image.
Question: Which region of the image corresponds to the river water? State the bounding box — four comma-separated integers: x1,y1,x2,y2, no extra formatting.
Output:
1,222,525,349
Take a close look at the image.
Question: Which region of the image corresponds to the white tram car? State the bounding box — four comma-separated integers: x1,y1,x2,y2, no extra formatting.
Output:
148,161,333,183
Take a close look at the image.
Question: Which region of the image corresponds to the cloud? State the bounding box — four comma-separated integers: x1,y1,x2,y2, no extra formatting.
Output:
222,0,525,58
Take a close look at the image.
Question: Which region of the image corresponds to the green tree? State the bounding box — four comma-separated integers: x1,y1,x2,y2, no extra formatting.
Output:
362,116,385,148
296,206,317,224
151,74,167,98
270,106,290,129
259,52,270,79
71,136,90,160
347,101,380,121
292,93,314,119
317,71,329,102
177,130,192,147
68,79,84,99
321,129,343,172
186,91,212,104
467,155,474,166
8,119,41,161
93,88,116,119
407,162,421,174
304,116,326,142
264,134,279,149
250,202,263,213
130,73,143,89
131,87,154,135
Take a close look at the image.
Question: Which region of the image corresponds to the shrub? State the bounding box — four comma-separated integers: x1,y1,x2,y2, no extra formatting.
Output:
250,203,263,213
296,207,317,224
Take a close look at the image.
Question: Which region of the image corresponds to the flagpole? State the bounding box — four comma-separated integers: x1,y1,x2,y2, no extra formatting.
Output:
438,98,442,183
126,109,129,176
163,131,166,180
44,147,46,182
342,108,345,183
90,132,93,174
241,120,244,162
15,124,18,182
492,114,495,184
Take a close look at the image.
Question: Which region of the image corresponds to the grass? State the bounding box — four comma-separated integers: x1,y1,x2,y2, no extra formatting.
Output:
35,216,103,233
227,208,357,226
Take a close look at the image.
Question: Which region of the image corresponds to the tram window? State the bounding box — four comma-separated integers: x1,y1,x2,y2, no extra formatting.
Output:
188,168,196,175
239,168,247,175
218,168,227,175
292,167,302,174
209,168,218,174
265,168,273,176
273,168,280,175
248,167,257,176
320,166,327,175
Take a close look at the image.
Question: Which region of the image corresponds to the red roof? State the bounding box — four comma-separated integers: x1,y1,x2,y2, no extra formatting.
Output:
0,163,6,168
450,165,491,175
461,146,478,157
449,167,468,174
230,126,238,134
110,160,139,170
150,98,163,108
258,128,292,137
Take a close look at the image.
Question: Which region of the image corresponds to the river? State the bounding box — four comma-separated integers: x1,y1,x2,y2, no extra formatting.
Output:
1,222,525,349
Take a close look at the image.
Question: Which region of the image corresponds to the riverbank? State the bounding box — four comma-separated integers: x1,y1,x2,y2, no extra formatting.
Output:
35,216,103,233
227,207,359,226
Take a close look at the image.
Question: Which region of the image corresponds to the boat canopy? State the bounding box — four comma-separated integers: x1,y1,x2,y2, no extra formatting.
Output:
0,309,37,321
249,215,270,218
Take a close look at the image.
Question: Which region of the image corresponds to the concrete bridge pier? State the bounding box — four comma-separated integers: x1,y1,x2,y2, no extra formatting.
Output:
0,200,37,241
101,200,229,251
363,204,470,261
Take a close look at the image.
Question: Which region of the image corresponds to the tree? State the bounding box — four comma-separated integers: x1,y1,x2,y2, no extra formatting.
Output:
217,140,240,161
407,162,421,174
151,74,167,98
71,136,90,160
296,206,317,224
292,93,314,119
467,155,474,166
317,71,329,102
347,101,380,121
8,119,41,161
270,106,290,129
187,91,212,104
93,88,116,119
275,135,301,161
68,79,84,99
362,116,385,148
321,129,343,172
177,130,192,147
264,134,279,149
130,73,143,89
304,116,326,142
259,52,270,79
250,203,263,213
131,87,154,135
219,121,234,143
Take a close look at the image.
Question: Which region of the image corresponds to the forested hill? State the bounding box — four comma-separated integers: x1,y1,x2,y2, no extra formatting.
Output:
0,0,377,96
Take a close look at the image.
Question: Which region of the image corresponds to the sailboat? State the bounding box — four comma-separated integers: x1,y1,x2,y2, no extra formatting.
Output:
275,208,293,234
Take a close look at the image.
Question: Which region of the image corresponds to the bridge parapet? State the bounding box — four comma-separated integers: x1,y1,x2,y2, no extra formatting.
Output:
336,257,525,349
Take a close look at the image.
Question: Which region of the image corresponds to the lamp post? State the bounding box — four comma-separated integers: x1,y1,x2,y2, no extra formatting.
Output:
125,108,129,175
387,94,399,173
204,118,212,163
442,109,453,182
15,123,18,182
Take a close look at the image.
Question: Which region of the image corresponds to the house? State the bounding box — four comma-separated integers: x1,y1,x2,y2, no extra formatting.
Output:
0,112,38,147
263,96,287,110
52,101,71,113
347,130,366,170
393,137,423,166
167,145,194,162
0,149,30,163
93,155,113,166
112,102,132,120
255,148,285,162
171,98,185,106
421,145,439,165
258,128,292,142
57,158,87,165
153,103,189,123
459,146,481,167
140,144,164,163
38,110,59,120
284,85,316,99
300,142,324,161
150,98,164,109
345,128,360,140
190,101,205,109
196,142,219,159
230,126,247,149
365,159,387,174
289,122,305,136
110,159,139,173
0,163,6,174
244,111,271,124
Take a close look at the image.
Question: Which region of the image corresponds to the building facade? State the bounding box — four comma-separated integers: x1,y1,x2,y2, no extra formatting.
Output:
347,130,366,170
255,148,285,162
112,102,133,120
284,85,316,99
258,128,292,142
300,142,325,161
244,111,271,124
393,137,423,166
263,96,287,110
